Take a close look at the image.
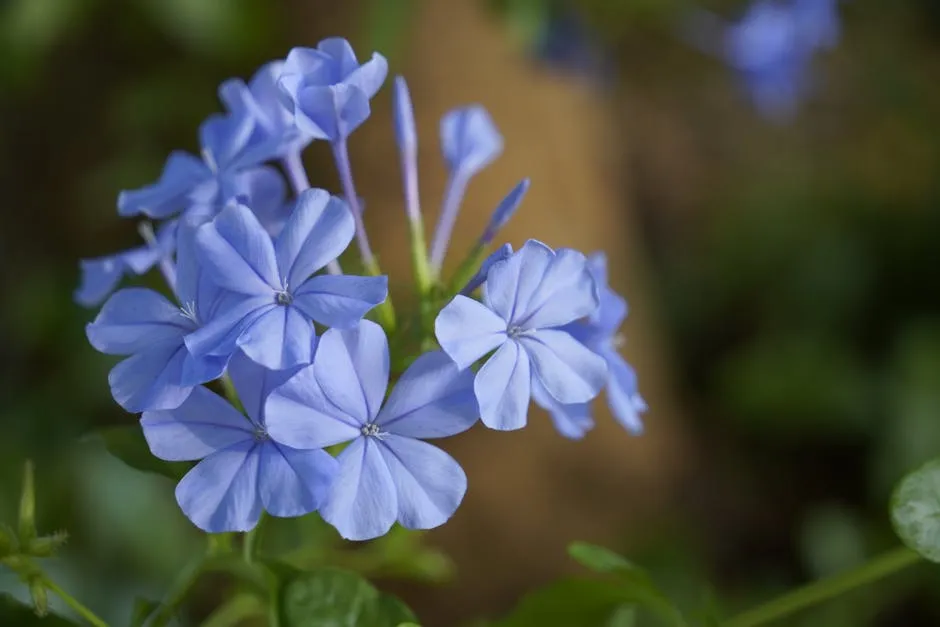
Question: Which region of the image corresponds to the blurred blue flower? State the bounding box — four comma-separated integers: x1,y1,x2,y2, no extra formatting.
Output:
435,240,607,431
265,321,479,540
184,190,387,372
555,253,647,437
118,110,280,219
429,106,504,271
460,243,514,296
141,349,337,532
479,178,530,247
687,0,842,120
75,221,177,307
219,61,312,160
84,222,229,412
278,38,388,143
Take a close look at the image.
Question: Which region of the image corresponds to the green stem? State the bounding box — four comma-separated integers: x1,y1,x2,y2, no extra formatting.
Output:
43,579,109,627
365,258,397,334
409,219,433,297
149,554,206,627
725,546,921,627
199,593,265,627
242,514,266,565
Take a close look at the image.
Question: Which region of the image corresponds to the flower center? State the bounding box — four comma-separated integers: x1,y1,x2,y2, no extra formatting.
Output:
253,427,270,442
179,301,199,324
360,423,382,437
507,325,526,339
274,290,293,306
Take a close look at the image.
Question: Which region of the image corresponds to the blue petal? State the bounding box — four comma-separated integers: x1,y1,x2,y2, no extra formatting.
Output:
236,305,315,371
141,386,253,461
440,106,503,178
459,243,513,296
282,47,335,86
313,322,389,424
602,348,647,435
195,203,280,295
109,342,192,412
176,441,263,532
118,151,211,218
227,348,308,425
531,377,594,440
232,167,290,237
199,112,256,171
378,435,466,531
292,274,388,329
520,330,607,404
482,239,553,323
434,295,507,370
294,84,371,142
376,351,479,439
265,363,363,449
183,295,273,366
259,442,337,518
75,258,125,308
474,340,531,431
86,288,189,356
317,37,361,78
321,437,397,541
516,247,599,330
181,352,228,388
344,52,389,100
275,190,355,289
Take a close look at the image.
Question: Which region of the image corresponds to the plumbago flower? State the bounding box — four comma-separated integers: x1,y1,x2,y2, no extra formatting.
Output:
435,240,608,431
265,321,478,540
184,190,387,372
76,36,645,546
85,222,227,412
540,253,647,438
684,0,842,120
141,349,336,532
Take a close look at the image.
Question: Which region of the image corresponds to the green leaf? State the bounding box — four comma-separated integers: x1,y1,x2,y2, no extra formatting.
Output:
491,579,635,627
279,568,418,627
568,543,650,582
129,597,159,627
891,458,940,562
18,460,36,543
95,425,189,481
567,543,686,626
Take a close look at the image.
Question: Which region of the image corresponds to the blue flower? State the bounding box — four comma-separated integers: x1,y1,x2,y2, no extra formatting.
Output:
722,0,841,120
547,253,647,438
219,61,312,160
479,179,530,247
141,349,337,532
184,189,388,372
278,38,388,143
85,222,228,412
429,106,504,271
435,240,607,431
118,110,279,219
264,321,479,540
75,221,177,307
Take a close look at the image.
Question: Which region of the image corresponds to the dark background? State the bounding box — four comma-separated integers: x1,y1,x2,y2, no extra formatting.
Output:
1,0,939,625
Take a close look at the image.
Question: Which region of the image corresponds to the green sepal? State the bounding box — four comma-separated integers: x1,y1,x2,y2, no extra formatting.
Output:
891,457,940,562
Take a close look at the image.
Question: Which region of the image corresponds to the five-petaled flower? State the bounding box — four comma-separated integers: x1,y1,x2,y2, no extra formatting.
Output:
85,222,228,412
141,349,337,532
265,321,479,540
184,189,388,372
435,239,608,431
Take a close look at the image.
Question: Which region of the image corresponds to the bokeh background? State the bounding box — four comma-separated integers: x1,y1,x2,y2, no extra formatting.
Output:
1,0,939,625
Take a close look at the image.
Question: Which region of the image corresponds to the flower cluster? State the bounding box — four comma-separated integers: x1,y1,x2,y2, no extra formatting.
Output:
685,0,841,120
78,37,645,539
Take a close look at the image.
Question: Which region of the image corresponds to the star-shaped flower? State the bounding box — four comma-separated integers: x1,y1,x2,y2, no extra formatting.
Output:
85,222,228,412
118,110,280,220
265,321,479,540
184,189,388,372
141,349,337,532
435,239,607,431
